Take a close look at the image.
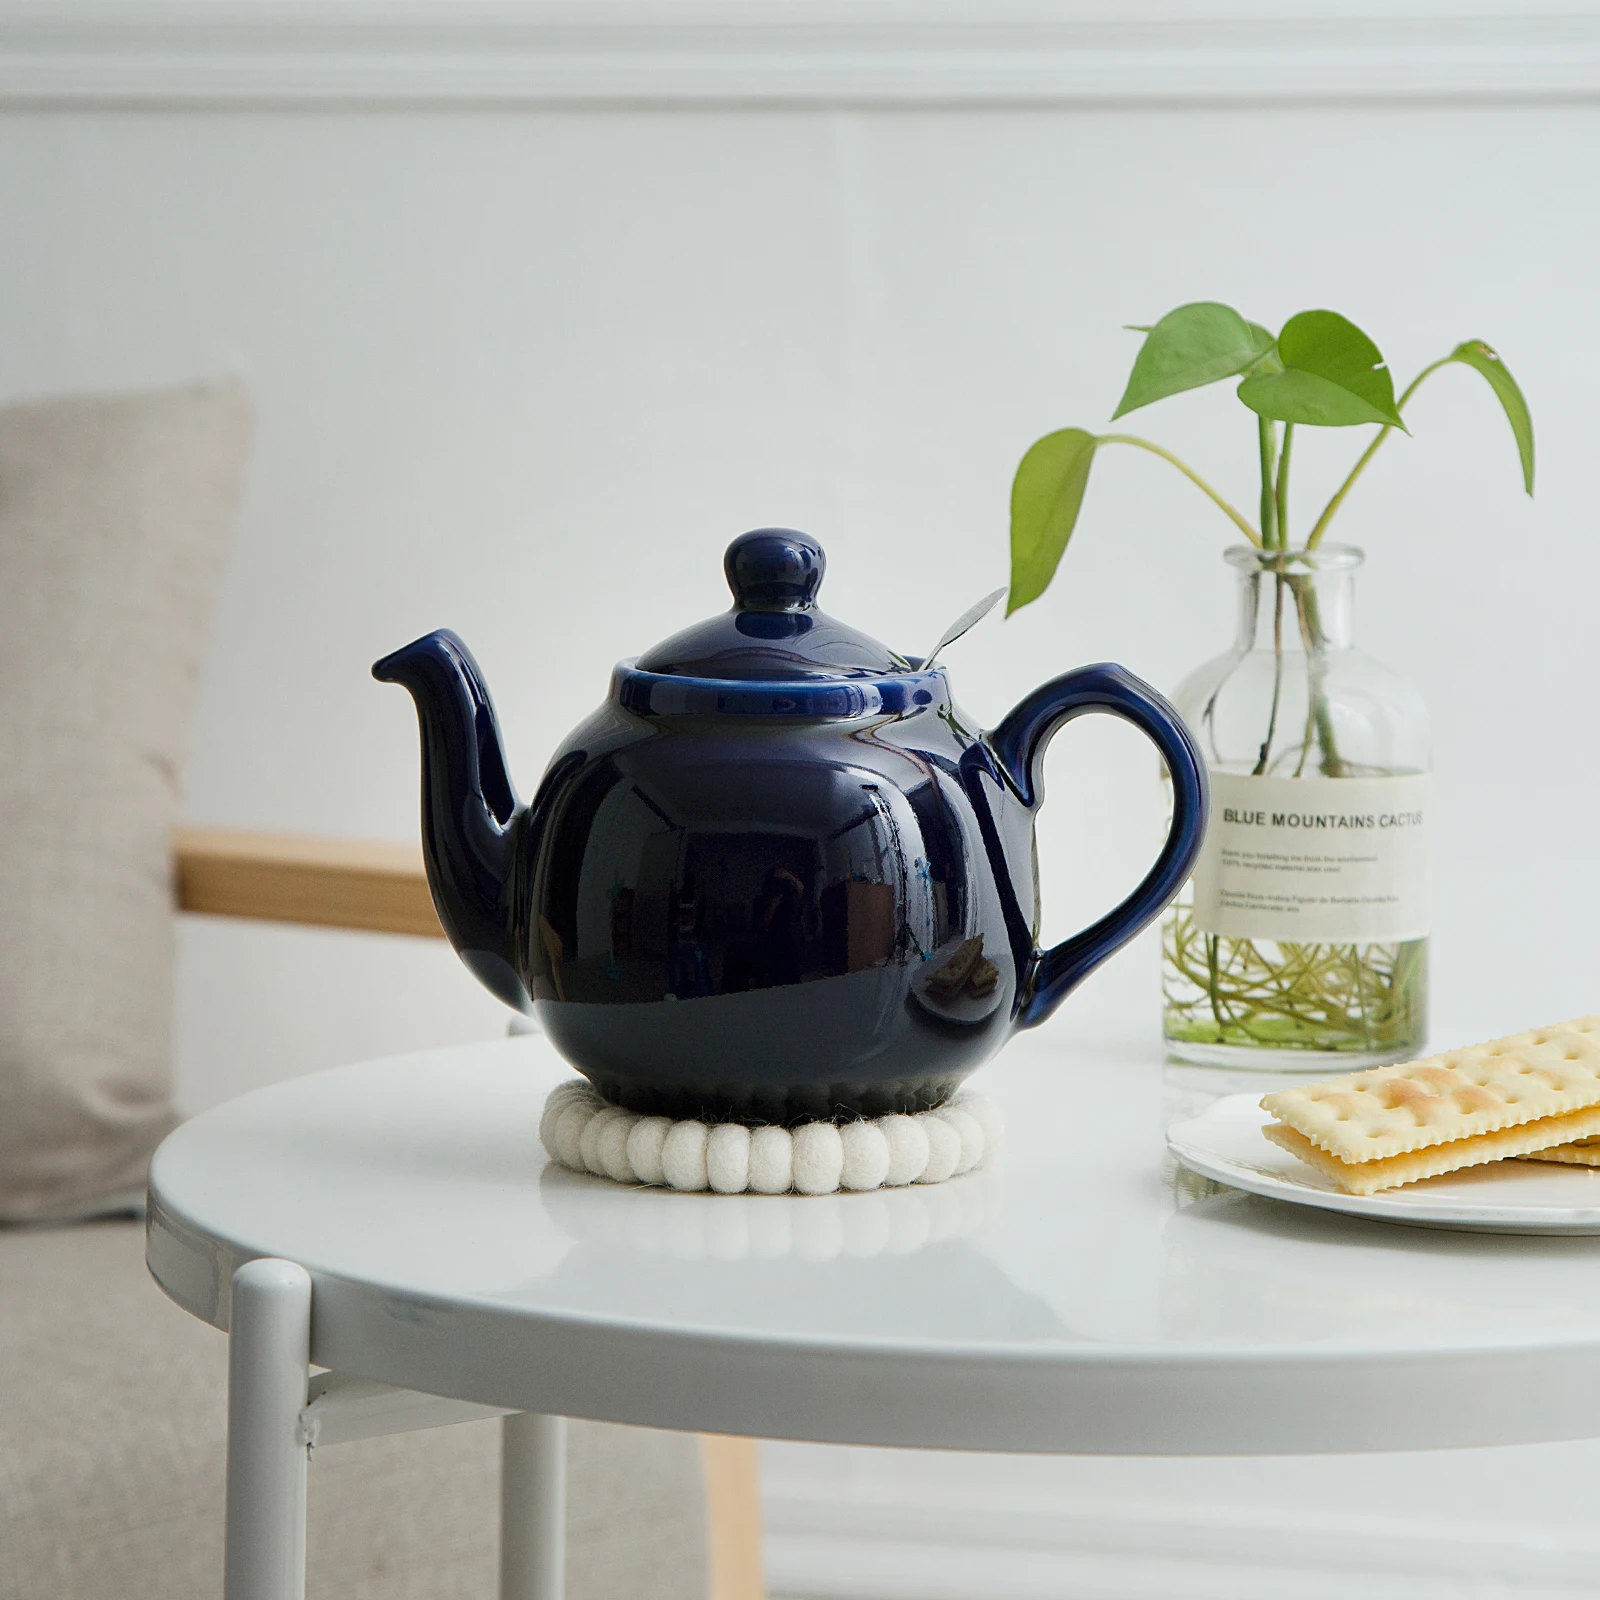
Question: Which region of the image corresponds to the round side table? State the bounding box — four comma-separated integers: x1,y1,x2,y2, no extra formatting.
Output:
148,1029,1600,1600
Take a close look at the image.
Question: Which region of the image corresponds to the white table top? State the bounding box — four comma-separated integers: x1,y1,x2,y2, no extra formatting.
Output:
147,1029,1600,1456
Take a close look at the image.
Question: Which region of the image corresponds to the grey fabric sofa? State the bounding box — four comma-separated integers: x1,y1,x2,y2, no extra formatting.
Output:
0,383,760,1598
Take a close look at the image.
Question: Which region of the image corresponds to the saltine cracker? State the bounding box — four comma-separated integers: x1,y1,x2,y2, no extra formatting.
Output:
1261,1018,1600,1163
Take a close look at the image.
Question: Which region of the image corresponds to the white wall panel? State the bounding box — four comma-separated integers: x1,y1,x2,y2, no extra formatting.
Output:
4,1,1600,105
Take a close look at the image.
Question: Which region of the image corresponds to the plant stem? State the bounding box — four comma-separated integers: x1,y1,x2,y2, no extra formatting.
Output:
1253,574,1287,774
1286,573,1348,776
1275,423,1294,551
1258,417,1279,550
1098,434,1262,546
1248,426,1295,775
1305,357,1451,548
1294,693,1316,778
1352,945,1374,1049
1289,577,1320,779
1205,934,1227,1031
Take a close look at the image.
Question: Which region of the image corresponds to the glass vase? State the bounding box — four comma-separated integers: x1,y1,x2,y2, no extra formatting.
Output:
1162,544,1430,1071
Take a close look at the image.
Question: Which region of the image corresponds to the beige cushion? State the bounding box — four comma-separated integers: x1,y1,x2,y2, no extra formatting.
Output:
0,1219,710,1599
0,383,252,1222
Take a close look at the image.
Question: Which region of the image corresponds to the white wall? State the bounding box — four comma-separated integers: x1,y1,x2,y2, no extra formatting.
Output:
4,7,1599,1592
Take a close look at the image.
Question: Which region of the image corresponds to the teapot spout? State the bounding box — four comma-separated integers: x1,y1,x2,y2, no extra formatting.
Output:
372,629,529,1011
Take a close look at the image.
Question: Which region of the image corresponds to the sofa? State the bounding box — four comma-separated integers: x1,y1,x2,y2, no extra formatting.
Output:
0,381,761,1599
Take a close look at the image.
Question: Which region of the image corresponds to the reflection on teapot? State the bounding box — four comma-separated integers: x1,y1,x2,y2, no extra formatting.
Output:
376,529,1208,1124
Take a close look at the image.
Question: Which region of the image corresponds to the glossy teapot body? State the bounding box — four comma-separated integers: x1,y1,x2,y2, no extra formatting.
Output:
526,666,1033,1122
376,530,1207,1123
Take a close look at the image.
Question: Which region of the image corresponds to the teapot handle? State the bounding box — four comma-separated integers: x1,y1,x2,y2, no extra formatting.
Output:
987,663,1209,1029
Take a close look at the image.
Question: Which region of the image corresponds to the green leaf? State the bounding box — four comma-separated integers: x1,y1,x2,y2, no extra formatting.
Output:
1447,339,1534,494
1111,302,1267,419
1008,429,1098,615
1246,321,1280,368
1237,310,1406,429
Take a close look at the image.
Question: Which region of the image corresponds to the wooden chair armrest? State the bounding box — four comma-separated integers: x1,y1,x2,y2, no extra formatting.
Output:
173,826,444,938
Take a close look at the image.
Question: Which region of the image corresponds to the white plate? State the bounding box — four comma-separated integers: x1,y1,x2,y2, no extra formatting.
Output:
1167,1093,1600,1234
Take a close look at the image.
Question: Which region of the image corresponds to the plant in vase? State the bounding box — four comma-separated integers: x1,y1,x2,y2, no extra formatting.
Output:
1007,303,1533,1069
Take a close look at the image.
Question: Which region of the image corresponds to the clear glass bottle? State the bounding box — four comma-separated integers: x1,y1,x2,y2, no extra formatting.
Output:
1162,544,1430,1070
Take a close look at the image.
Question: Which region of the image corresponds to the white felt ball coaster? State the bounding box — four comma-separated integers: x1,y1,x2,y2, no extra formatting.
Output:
880,1115,929,1188
661,1121,709,1192
839,1121,891,1191
748,1125,793,1194
706,1124,751,1194
539,1082,1001,1195
936,1106,984,1176
596,1114,636,1184
538,1081,585,1154
553,1103,592,1173
579,1107,625,1178
963,1096,1005,1162
920,1116,962,1185
792,1123,844,1196
626,1117,671,1186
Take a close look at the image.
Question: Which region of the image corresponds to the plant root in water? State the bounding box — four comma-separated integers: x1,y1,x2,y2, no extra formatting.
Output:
1163,901,1426,1056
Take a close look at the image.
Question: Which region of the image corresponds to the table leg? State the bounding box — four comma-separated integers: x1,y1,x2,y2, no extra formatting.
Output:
500,1412,566,1600
224,1259,312,1600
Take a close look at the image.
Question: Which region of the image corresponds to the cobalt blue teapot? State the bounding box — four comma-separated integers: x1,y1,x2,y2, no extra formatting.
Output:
375,529,1207,1124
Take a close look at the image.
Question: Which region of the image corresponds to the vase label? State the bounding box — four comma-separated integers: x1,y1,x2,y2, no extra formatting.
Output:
1191,772,1430,944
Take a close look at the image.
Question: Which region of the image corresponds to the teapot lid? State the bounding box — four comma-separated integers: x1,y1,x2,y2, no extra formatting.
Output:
635,529,908,681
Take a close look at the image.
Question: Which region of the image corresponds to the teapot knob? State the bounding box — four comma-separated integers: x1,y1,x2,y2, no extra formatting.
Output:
724,528,824,613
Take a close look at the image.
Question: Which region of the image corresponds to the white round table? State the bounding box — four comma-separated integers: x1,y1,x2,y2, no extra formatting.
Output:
147,1029,1600,1599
